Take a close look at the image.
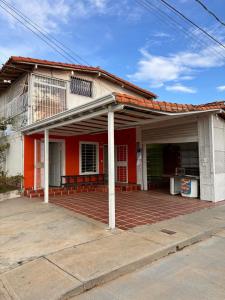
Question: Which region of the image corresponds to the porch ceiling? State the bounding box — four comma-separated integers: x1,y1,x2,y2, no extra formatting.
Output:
21,94,222,137
47,107,173,136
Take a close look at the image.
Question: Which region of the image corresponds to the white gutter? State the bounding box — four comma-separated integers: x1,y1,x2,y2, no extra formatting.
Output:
21,93,116,133
28,105,124,135
21,91,224,134
123,103,223,116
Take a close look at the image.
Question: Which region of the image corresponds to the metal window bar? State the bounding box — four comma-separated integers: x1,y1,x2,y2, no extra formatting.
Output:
3,93,28,119
81,144,97,173
32,75,67,123
70,77,92,97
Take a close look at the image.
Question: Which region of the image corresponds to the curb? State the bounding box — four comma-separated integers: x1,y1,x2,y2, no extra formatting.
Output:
61,225,225,299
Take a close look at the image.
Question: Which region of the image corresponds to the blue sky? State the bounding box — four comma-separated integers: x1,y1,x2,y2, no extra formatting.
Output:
0,0,225,104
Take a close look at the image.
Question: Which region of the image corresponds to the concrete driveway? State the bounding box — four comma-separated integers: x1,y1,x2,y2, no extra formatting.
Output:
0,197,112,273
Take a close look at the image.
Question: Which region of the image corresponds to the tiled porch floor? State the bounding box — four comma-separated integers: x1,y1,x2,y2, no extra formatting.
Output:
49,190,222,230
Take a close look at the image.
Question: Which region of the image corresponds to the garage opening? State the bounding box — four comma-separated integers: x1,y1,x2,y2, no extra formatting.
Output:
146,142,200,198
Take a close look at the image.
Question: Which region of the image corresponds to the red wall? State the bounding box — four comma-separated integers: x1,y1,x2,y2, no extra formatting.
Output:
24,128,137,189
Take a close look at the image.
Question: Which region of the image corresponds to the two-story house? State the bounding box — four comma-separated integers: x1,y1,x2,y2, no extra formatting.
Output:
1,56,225,229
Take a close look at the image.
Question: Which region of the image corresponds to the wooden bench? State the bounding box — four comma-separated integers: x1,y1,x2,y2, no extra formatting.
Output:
60,174,106,188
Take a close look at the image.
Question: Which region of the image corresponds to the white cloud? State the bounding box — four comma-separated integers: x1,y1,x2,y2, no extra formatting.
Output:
217,85,225,92
153,32,171,38
89,0,107,9
128,46,225,88
72,0,143,22
166,84,197,94
0,0,70,33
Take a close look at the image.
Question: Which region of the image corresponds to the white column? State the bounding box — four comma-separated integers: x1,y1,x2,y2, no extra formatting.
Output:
142,143,148,191
27,73,33,125
108,109,115,229
136,127,143,189
44,129,49,203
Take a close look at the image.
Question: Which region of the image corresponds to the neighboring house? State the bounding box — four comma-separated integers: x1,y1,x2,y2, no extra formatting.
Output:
0,56,225,228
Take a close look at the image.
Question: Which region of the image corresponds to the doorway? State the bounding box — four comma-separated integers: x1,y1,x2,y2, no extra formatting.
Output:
49,142,63,186
146,142,199,192
34,139,65,189
103,144,128,183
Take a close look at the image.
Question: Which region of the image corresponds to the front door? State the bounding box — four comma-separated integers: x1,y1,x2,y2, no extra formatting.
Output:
34,139,44,189
116,145,128,183
103,145,128,183
49,142,62,187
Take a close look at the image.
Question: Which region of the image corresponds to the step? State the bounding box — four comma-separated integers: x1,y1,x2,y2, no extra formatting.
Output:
24,184,141,198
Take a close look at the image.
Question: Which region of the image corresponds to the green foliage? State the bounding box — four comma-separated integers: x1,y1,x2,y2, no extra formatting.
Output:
0,173,23,191
0,142,9,173
0,117,14,130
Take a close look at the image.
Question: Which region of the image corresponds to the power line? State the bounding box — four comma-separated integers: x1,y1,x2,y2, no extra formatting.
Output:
135,0,225,60
0,0,90,66
0,2,78,64
158,0,225,51
0,0,82,63
194,0,225,27
0,0,117,96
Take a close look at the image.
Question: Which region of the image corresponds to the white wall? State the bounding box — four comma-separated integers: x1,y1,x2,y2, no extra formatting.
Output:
198,115,215,201
198,113,225,202
3,132,23,176
142,120,198,144
213,114,225,202
33,68,143,110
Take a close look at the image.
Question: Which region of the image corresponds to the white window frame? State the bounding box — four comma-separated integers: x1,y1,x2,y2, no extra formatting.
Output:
79,142,99,175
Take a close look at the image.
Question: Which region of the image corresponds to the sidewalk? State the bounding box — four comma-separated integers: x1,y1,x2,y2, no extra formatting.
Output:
1,203,225,300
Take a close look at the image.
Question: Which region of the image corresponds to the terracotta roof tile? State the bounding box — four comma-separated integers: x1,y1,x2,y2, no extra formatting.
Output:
114,93,225,113
3,56,157,99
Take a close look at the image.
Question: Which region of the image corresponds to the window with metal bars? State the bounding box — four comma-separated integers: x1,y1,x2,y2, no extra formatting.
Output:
32,75,67,122
70,77,92,97
80,143,98,174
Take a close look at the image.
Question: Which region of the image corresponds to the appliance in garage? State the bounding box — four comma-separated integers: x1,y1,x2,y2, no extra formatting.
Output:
180,176,198,198
170,167,199,198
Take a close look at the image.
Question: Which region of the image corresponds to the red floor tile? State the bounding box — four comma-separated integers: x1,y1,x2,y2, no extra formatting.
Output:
49,190,224,230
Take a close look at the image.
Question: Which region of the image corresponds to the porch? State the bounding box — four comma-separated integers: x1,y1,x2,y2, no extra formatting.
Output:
21,93,225,230
49,190,217,230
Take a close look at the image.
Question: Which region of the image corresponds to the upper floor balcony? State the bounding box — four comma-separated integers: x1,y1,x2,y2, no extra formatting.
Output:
1,73,99,129
30,75,67,124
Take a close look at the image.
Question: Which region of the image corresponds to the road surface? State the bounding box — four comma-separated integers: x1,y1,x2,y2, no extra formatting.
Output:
74,230,225,300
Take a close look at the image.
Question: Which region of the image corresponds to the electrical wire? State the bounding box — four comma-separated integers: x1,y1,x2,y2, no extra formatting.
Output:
194,0,225,27
0,0,90,66
0,2,78,64
135,0,225,59
0,1,120,96
158,0,225,51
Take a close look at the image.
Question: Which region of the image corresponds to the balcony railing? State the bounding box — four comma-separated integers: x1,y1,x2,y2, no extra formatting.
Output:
31,75,67,123
0,75,68,127
0,92,28,120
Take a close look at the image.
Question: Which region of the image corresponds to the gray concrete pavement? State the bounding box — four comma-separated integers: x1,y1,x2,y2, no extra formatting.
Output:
0,197,112,273
73,230,225,300
1,197,225,299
